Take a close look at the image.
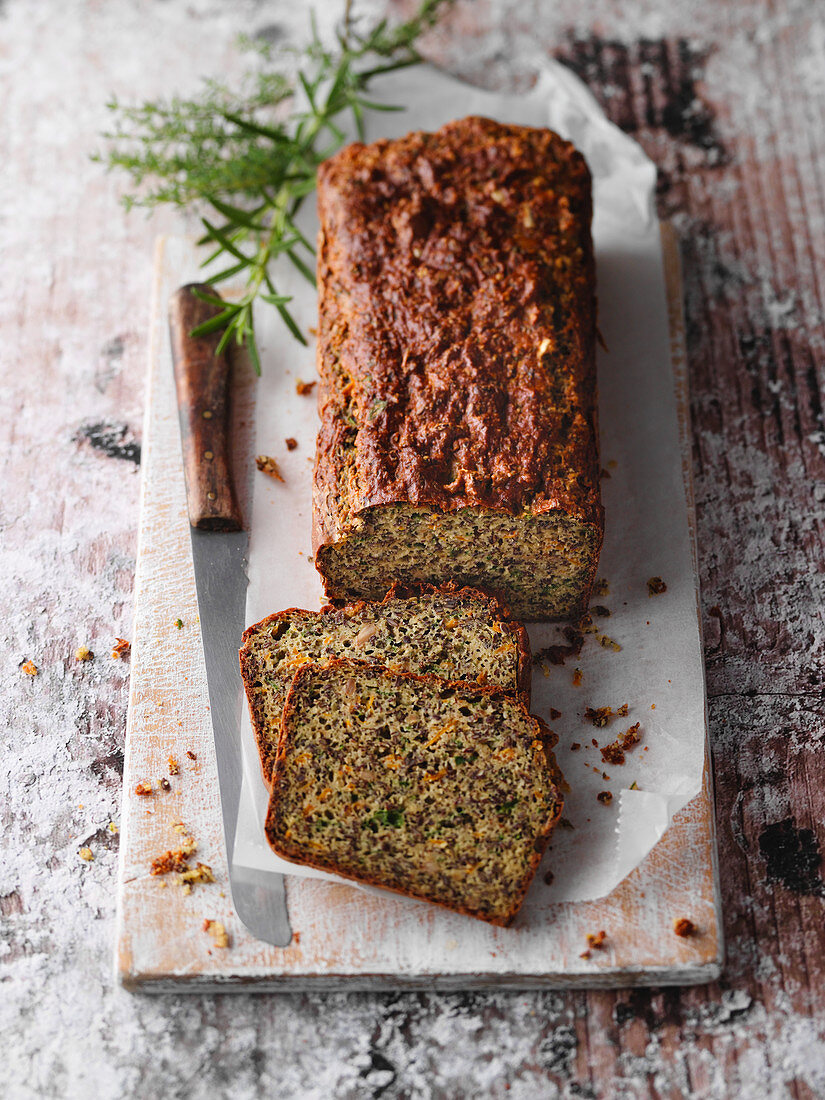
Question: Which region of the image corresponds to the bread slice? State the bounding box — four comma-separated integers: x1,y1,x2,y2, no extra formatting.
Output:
265,661,562,926
240,585,530,787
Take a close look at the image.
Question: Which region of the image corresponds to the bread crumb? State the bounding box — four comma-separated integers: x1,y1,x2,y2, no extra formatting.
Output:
600,723,642,765
647,576,667,596
543,870,555,886
151,849,191,875
203,919,230,948
79,847,94,861
585,704,629,728
179,837,197,858
572,668,583,687
285,437,298,450
158,777,171,792
111,638,130,660
168,756,180,776
256,454,284,481
587,930,607,949
186,750,197,760
577,612,598,635
295,379,316,396
597,790,613,805
592,578,609,596
674,917,697,937
533,623,584,669
21,660,38,676
134,782,152,797
549,707,562,720
75,646,93,661
179,862,215,886
570,742,581,751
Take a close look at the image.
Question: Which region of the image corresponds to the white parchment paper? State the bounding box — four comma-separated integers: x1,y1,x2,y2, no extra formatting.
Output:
231,62,707,907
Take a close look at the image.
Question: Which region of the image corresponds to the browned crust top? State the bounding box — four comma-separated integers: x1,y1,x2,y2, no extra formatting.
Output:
314,115,601,547
265,659,563,926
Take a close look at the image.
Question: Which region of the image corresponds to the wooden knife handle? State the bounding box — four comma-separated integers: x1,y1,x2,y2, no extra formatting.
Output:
169,284,243,531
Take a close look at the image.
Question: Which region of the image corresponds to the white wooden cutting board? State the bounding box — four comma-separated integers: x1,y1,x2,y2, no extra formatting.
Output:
115,228,722,991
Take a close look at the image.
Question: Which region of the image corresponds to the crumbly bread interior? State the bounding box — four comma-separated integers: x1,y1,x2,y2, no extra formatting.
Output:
316,505,599,621
241,588,527,784
266,662,561,925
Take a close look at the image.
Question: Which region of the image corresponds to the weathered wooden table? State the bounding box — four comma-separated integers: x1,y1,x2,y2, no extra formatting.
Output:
2,0,824,1095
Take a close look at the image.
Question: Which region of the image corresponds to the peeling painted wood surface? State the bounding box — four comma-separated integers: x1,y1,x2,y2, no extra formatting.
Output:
2,0,825,1095
116,230,720,991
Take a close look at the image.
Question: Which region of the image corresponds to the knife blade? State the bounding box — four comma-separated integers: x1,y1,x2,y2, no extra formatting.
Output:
169,284,292,947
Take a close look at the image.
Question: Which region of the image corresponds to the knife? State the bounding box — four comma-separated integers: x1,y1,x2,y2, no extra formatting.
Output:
169,284,292,947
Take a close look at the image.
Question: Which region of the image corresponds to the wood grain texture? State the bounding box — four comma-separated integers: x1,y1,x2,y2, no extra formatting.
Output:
2,0,824,1095
116,231,720,991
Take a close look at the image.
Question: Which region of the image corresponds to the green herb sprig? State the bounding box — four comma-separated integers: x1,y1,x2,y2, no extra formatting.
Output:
96,0,452,372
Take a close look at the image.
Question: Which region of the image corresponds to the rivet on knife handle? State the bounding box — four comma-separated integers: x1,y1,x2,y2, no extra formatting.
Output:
169,284,243,531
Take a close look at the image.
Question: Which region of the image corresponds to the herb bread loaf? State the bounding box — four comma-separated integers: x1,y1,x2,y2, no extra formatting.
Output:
266,660,562,925
313,115,603,621
240,585,530,786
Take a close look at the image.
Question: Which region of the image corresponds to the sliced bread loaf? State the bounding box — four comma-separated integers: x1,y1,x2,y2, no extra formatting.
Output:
265,660,562,926
313,117,602,622
240,585,530,786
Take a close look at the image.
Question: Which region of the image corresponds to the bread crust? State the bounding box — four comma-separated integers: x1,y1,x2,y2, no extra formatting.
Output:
239,582,532,788
265,659,563,927
311,115,603,617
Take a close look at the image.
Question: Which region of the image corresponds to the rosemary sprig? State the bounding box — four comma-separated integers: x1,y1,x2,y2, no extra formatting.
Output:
95,0,452,371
